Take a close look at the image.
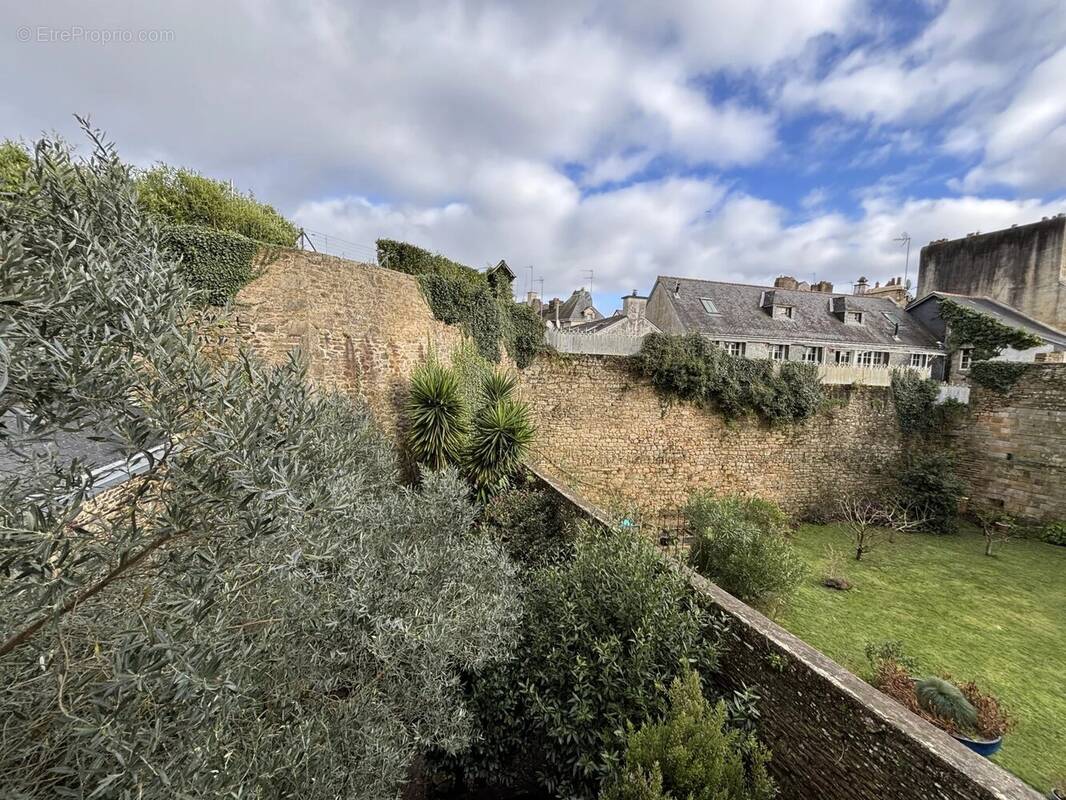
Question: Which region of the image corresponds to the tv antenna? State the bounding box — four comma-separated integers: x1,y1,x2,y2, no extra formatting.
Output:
894,232,912,290
582,269,594,295
526,265,534,296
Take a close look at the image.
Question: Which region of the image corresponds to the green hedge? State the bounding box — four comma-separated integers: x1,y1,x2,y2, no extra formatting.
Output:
161,224,261,305
378,238,541,367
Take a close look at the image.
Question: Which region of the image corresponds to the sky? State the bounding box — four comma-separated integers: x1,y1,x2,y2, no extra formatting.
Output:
4,0,1066,313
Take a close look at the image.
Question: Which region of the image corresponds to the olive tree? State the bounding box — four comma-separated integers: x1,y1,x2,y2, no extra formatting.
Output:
0,123,519,799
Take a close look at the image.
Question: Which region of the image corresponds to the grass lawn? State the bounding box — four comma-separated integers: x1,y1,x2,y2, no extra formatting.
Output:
774,523,1066,792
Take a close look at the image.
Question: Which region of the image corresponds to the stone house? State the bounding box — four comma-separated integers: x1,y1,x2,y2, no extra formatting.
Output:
645,275,943,371
566,290,660,336
906,291,1066,383
537,287,603,329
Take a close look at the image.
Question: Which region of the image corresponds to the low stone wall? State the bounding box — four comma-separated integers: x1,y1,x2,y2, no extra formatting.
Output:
952,364,1066,522
234,249,463,438
535,469,1041,800
518,353,902,517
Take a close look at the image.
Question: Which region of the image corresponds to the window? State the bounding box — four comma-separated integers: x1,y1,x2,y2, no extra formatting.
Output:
857,351,889,367
723,341,746,357
783,306,794,319
845,311,864,325
835,350,852,365
773,305,794,320
802,346,824,364
768,344,789,361
910,353,930,368
882,311,901,324
959,348,973,371
700,297,718,314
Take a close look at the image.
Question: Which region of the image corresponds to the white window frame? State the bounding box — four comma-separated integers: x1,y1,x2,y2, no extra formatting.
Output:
857,350,889,367
910,353,930,368
959,348,973,371
835,350,852,365
723,341,746,358
700,297,718,314
768,344,789,361
801,346,824,364
845,311,864,325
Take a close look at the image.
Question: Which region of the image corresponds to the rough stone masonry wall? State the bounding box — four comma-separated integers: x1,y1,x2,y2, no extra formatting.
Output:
233,249,463,438
535,469,1040,800
953,363,1066,522
519,353,903,517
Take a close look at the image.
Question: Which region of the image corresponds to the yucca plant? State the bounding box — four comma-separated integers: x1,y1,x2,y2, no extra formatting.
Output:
465,398,535,501
481,369,519,406
405,361,469,470
915,677,978,732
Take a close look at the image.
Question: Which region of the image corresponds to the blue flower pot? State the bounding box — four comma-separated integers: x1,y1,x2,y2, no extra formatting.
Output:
952,733,1002,758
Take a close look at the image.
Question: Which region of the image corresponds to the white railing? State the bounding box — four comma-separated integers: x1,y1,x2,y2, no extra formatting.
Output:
545,328,647,356
817,363,931,386
937,384,970,404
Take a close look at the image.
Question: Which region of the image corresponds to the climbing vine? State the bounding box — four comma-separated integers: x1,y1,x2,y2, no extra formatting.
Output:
939,299,1042,361
968,361,1032,393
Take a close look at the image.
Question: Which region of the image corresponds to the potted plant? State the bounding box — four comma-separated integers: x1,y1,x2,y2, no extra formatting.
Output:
871,660,1014,757
1049,777,1065,800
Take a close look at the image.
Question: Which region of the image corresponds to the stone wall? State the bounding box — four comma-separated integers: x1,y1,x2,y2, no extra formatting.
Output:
234,249,463,438
534,469,1041,800
953,363,1066,522
918,217,1066,330
518,353,903,517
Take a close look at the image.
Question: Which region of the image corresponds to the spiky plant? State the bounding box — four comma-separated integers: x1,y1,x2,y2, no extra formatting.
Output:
405,361,469,471
465,398,535,502
915,677,978,733
481,369,519,406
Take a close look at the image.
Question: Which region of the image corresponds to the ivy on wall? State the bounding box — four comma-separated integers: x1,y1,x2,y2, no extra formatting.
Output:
635,333,824,425
890,368,967,435
939,299,1042,361
377,238,542,368
968,361,1032,393
161,224,264,305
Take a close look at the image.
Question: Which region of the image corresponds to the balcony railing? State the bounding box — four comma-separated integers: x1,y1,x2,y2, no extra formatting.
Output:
817,363,931,385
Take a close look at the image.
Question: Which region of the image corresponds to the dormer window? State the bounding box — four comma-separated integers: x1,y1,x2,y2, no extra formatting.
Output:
773,305,795,320
845,311,864,325
700,297,718,314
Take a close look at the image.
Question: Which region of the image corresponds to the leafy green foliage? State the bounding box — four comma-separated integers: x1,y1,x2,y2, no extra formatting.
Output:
685,493,806,608
465,398,536,502
0,138,31,194
421,271,504,361
456,526,721,799
481,366,519,405
1036,521,1066,547
405,361,470,471
864,640,918,675
603,669,775,800
891,368,941,435
916,677,978,731
0,125,519,799
636,333,824,424
161,223,262,304
969,361,1032,393
939,299,1042,362
481,486,580,570
503,300,545,367
377,237,475,281
137,164,298,245
898,453,967,534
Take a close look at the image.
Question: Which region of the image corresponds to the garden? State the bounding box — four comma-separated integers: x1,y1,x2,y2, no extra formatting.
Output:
775,523,1066,792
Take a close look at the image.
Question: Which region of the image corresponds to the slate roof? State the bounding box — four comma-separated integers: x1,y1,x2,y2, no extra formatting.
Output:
908,292,1066,348
568,313,625,333
654,276,941,350
542,289,602,323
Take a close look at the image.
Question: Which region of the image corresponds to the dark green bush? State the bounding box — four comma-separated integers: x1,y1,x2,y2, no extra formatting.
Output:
636,333,823,424
456,526,721,799
968,361,1032,393
898,453,967,534
481,486,580,570
504,301,546,368
420,272,503,361
891,369,941,435
405,361,469,471
603,669,775,800
137,165,298,246
376,238,475,281
1036,521,1066,547
465,398,536,502
0,139,31,195
160,224,262,304
684,493,806,608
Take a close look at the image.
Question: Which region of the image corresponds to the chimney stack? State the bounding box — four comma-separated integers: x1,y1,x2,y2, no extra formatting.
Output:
812,280,834,293
774,275,799,290
854,277,869,295
622,290,647,320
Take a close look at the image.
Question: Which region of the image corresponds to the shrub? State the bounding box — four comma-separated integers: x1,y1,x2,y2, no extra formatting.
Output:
969,361,1032,393
864,640,918,675
603,669,775,800
685,493,805,607
916,678,978,731
897,453,967,534
481,486,580,570
137,164,298,245
405,361,470,471
465,397,536,502
503,300,545,368
1037,521,1066,547
420,271,503,362
161,223,263,304
636,333,824,425
891,368,940,435
456,526,721,799
0,123,519,799
0,138,31,194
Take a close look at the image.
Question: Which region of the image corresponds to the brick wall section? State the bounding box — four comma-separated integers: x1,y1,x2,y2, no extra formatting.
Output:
953,363,1066,521
519,353,903,517
234,249,463,438
533,468,1041,800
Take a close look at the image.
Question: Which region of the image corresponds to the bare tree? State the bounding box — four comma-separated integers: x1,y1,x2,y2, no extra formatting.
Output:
838,493,929,560
973,506,1017,556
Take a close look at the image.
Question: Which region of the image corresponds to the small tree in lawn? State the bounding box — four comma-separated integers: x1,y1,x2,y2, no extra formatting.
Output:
838,493,928,561
973,506,1017,556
